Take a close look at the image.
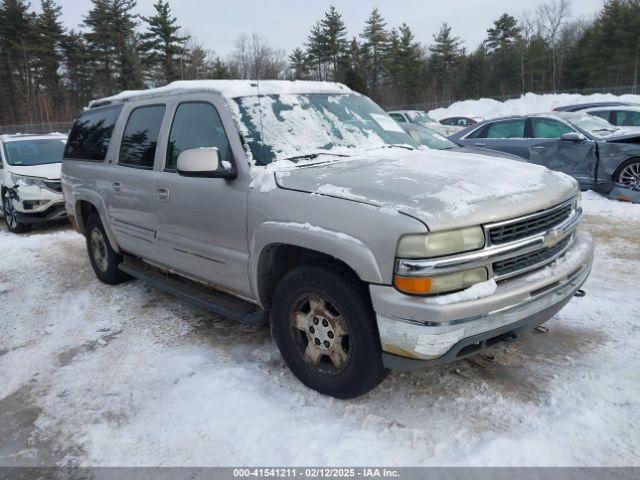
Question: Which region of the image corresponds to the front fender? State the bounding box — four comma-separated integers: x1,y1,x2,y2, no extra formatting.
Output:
249,221,384,305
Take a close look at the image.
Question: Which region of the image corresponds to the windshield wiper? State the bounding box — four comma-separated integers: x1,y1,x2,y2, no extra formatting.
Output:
283,152,350,162
369,144,416,151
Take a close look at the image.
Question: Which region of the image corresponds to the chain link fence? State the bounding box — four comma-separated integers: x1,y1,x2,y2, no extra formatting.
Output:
0,122,73,135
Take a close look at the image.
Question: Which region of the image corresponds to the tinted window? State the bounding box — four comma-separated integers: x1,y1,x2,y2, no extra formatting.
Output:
531,118,573,138
166,102,232,171
119,105,166,169
479,119,525,139
64,106,122,161
615,110,640,127
4,139,66,166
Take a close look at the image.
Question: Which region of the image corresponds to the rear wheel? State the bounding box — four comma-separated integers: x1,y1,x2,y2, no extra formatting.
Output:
2,190,31,234
85,213,130,285
614,158,640,189
271,264,388,398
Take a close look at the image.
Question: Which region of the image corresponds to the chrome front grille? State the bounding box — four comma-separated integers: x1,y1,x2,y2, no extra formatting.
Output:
487,202,573,245
492,235,573,278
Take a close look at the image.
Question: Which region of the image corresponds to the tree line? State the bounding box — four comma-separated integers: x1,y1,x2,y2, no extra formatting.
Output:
1,0,639,126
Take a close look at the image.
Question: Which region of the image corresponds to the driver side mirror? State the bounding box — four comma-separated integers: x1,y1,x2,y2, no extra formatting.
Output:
561,132,585,142
176,148,235,179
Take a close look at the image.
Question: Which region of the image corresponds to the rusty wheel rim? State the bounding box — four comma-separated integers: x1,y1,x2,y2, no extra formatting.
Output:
289,292,351,375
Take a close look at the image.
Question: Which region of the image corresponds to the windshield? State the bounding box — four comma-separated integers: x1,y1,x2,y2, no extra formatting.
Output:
406,126,456,150
567,114,618,134
3,139,66,166
406,111,437,125
234,93,417,165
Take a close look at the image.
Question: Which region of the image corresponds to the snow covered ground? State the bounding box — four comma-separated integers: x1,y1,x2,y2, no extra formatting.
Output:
0,191,639,467
429,92,640,120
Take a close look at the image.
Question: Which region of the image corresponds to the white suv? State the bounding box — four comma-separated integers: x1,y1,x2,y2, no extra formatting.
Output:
0,133,68,233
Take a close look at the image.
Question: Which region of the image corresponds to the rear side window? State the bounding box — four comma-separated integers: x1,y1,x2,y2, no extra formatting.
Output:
485,119,525,139
166,102,232,171
64,105,122,161
531,118,573,138
615,110,640,127
118,105,166,169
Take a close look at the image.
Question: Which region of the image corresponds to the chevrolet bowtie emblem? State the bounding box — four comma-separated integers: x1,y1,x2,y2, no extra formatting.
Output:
543,228,564,248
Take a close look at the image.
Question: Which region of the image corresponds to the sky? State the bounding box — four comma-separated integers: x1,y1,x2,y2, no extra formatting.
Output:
48,0,606,56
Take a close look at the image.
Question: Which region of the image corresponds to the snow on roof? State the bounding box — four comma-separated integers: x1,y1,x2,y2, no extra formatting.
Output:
0,132,67,142
89,80,352,107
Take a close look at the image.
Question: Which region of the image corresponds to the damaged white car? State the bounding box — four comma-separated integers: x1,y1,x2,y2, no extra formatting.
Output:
0,133,68,233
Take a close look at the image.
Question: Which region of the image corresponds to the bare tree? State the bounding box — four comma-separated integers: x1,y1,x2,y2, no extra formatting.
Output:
228,33,287,80
536,0,572,92
518,11,536,93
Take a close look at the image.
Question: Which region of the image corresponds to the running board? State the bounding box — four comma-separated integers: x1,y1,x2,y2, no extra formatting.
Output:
119,256,268,327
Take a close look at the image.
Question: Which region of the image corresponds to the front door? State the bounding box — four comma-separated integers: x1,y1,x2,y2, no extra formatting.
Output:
527,117,598,188
153,97,250,297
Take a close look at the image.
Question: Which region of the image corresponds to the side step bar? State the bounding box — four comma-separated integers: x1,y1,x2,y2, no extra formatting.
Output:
119,255,268,327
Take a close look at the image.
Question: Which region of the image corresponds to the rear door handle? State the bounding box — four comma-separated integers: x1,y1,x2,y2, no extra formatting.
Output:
112,182,121,192
156,187,170,202
531,145,546,150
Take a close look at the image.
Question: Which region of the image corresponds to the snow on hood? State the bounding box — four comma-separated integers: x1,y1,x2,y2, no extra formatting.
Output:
8,162,61,180
274,148,578,231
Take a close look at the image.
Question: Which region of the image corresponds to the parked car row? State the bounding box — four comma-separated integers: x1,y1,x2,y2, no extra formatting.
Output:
51,80,594,398
392,101,640,192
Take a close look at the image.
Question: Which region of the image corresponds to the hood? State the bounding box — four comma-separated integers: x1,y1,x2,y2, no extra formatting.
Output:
275,148,578,231
8,162,61,180
594,127,640,142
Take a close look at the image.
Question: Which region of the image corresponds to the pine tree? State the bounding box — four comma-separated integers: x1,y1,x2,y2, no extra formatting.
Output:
34,0,65,116
485,14,521,94
342,37,366,93
485,13,520,52
83,0,142,95
428,22,463,98
139,0,189,86
320,5,348,80
360,8,388,97
387,24,422,103
61,30,94,107
289,47,309,80
306,21,327,80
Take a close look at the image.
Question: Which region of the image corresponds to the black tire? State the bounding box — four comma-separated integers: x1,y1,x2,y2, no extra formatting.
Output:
271,264,388,398
85,213,130,285
613,158,640,188
2,190,31,234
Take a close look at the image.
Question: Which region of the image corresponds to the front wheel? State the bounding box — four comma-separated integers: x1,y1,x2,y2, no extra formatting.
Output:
2,190,31,234
614,158,640,189
271,264,388,398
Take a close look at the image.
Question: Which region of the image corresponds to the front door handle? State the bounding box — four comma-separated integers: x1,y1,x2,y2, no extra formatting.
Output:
474,142,487,147
156,187,170,202
112,182,121,193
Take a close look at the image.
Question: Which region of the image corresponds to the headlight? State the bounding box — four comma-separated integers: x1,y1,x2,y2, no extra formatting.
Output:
11,173,47,189
395,267,488,295
396,226,485,259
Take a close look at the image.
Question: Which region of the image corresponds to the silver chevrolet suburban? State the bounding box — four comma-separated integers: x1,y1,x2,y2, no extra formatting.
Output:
62,80,594,398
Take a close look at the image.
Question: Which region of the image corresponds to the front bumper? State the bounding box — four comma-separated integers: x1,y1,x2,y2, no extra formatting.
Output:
8,185,66,224
370,231,594,370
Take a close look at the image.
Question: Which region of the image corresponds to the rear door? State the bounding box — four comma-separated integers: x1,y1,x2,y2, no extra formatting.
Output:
153,95,251,297
528,116,598,188
106,102,168,260
462,118,530,158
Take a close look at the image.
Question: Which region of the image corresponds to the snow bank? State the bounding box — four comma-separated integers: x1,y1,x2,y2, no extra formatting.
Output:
429,92,640,120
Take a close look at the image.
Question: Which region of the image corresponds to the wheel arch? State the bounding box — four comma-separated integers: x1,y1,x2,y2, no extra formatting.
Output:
250,222,384,310
72,190,121,253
